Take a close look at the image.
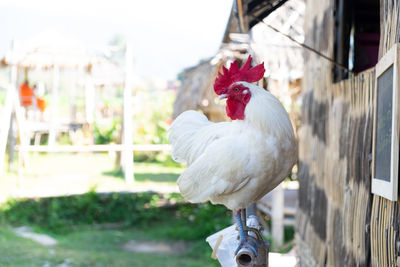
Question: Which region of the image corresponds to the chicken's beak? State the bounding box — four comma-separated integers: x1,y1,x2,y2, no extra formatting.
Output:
218,94,228,100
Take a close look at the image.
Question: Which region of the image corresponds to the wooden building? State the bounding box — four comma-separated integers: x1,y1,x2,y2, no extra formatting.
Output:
297,0,400,266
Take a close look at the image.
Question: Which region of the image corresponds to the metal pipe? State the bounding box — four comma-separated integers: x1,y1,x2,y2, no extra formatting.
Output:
235,235,258,266
235,205,269,267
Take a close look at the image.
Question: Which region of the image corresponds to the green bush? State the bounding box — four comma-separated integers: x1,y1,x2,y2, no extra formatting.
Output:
0,191,232,238
93,120,119,145
133,90,175,146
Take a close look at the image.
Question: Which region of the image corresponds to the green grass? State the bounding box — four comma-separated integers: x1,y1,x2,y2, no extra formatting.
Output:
103,161,183,183
16,152,183,184
0,153,296,265
0,224,219,267
0,192,231,266
1,153,184,203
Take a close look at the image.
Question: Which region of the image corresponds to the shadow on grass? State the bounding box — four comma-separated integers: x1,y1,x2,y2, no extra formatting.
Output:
103,169,180,183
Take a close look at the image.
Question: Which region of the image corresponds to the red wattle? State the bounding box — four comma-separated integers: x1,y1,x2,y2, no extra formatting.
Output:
226,98,246,120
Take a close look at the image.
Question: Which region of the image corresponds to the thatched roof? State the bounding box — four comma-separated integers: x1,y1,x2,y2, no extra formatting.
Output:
2,29,124,86
222,0,289,43
172,59,227,122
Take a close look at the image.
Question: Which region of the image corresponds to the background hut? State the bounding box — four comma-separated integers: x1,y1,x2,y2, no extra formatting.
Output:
0,30,126,176
172,59,227,122
296,0,400,266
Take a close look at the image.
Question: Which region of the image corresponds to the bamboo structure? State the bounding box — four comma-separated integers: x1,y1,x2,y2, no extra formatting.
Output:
297,0,400,266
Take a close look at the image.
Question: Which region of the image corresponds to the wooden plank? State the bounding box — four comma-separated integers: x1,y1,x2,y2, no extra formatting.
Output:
15,144,171,152
48,66,59,146
123,41,134,184
271,184,284,246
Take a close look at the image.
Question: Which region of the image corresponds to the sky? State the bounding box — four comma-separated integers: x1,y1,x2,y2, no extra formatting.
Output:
0,0,233,80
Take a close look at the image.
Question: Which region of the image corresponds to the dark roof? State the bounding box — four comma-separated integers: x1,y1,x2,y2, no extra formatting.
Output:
245,0,288,28
222,0,288,43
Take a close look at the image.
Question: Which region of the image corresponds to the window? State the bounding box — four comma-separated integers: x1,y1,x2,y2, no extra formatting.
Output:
333,0,380,82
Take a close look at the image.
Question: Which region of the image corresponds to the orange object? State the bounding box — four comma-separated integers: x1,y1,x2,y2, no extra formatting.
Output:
36,97,46,113
20,83,34,106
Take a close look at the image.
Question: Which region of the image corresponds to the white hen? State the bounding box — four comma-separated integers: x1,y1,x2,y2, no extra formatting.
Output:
169,56,297,211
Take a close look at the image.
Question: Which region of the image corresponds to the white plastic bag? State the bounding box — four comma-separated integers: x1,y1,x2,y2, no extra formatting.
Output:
206,224,239,267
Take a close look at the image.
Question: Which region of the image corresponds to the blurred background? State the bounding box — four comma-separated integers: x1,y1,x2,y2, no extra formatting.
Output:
0,0,302,266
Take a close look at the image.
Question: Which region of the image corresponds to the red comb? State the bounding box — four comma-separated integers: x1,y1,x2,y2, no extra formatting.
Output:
214,55,265,95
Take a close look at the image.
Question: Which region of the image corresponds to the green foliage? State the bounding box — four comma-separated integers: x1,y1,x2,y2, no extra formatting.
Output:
171,203,231,240
284,225,295,242
133,151,183,167
0,190,227,266
133,90,174,145
94,119,119,144
0,191,231,238
57,132,72,145
0,90,6,106
92,89,176,163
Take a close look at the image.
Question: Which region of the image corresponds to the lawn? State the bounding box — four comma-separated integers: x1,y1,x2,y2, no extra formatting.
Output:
0,152,295,266
1,152,184,203
0,192,232,267
0,153,228,266
0,224,219,267
18,152,183,184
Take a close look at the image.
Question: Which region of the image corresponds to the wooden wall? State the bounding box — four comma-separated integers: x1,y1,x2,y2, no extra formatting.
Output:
297,0,400,266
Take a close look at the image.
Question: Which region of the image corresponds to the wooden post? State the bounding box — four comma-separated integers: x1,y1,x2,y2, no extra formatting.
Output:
123,42,134,184
84,71,95,124
7,112,16,171
69,69,78,123
48,65,59,146
0,41,18,176
271,183,284,247
14,81,29,174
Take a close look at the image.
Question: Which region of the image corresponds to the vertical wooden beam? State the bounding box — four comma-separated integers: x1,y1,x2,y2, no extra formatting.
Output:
271,183,284,246
236,0,246,33
85,71,95,124
70,69,77,123
7,112,16,171
123,42,134,184
0,41,18,176
48,66,59,146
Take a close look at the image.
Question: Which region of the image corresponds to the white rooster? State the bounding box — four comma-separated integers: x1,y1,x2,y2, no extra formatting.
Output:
169,55,297,256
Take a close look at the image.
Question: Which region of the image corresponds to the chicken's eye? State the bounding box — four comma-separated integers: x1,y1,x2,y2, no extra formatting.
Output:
234,87,239,92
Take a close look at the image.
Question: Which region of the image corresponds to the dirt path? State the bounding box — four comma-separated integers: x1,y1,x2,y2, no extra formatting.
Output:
123,240,190,255
13,226,57,246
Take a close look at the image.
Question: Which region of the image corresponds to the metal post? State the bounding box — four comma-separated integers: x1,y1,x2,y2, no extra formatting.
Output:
235,204,269,267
